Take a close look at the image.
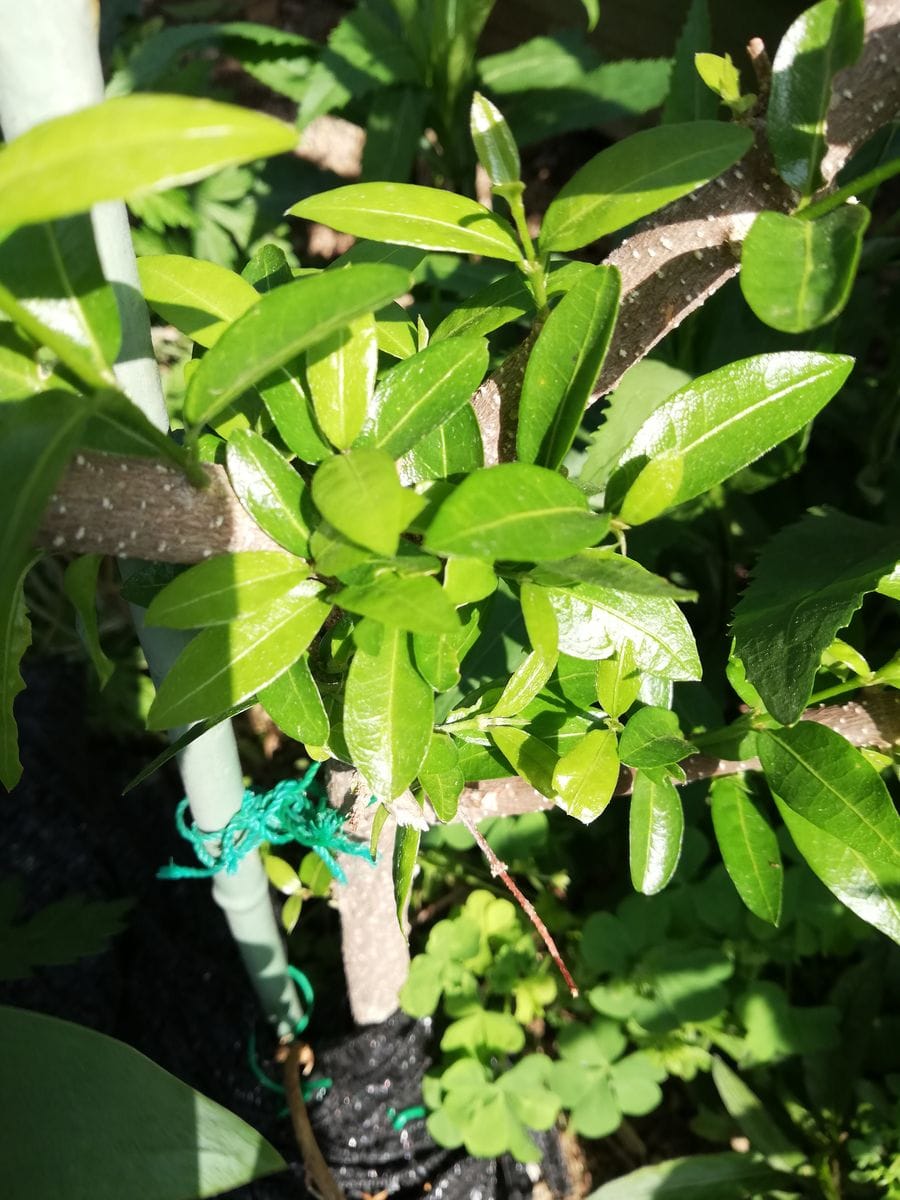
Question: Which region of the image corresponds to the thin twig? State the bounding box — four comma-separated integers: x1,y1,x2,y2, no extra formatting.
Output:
280,1040,346,1200
459,809,579,998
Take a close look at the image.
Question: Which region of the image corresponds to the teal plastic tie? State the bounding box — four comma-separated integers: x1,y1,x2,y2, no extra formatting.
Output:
158,761,373,883
246,966,332,1106
387,1104,427,1132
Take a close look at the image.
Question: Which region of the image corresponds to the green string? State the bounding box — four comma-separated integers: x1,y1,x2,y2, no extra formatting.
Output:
158,762,374,884
246,967,333,1106
387,1104,427,1131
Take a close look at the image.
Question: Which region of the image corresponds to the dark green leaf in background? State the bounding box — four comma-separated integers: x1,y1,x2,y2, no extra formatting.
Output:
662,0,717,123
226,430,312,558
710,776,783,925
740,206,870,333
629,768,684,895
362,87,428,183
517,265,620,468
0,553,38,792
732,509,900,723
63,555,114,688
710,1057,805,1171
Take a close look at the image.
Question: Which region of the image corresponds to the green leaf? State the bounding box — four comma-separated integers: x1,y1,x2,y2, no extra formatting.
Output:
401,402,485,483
362,86,428,183
0,1006,285,1199
441,1007,526,1056
311,448,424,557
147,583,331,729
242,243,294,292
257,364,332,465
470,91,521,187
553,728,620,823
710,777,783,926
376,302,418,359
517,265,620,468
419,733,464,822
619,706,696,769
545,584,701,679
741,206,870,333
259,655,329,746
585,1152,791,1200
630,768,684,895
759,724,900,867
393,824,421,924
226,430,312,558
710,1057,805,1171
662,0,718,124
0,886,131,981
613,352,854,525
63,556,114,688
732,510,900,723
444,558,496,606
424,463,604,561
735,980,839,1066
596,644,641,719
536,551,694,601
122,701,254,794
0,95,297,228
0,325,66,401
147,552,309,629
768,0,866,195
490,727,558,798
540,122,752,252
137,254,258,348
492,582,558,717
0,218,120,389
0,553,38,792
694,53,745,106
307,314,378,450
431,270,535,342
344,625,434,799
289,183,523,262
336,573,461,634
364,335,489,458
81,390,195,478
183,264,410,429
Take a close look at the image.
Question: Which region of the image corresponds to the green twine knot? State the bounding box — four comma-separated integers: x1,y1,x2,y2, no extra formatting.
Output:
158,762,373,884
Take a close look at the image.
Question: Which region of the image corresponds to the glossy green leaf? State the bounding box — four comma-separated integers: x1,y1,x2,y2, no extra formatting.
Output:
226,430,312,558
0,553,37,792
431,271,534,343
424,463,604,561
731,510,900,723
540,122,752,252
146,552,309,629
596,644,641,719
0,218,120,389
419,732,465,822
0,95,297,228
619,706,696,769
710,1058,805,1171
336,573,461,634
258,655,329,746
662,0,717,123
492,583,558,719
630,768,684,895
517,265,620,468
0,1006,285,1199
553,728,620,823
184,264,410,429
694,53,746,107
81,390,196,478
364,335,489,458
536,551,695,601
401,402,484,483
376,303,418,359
344,625,434,799
63,556,114,688
710,777,783,926
147,583,331,729
443,559,496,607
586,1152,791,1200
289,183,523,262
311,448,423,557
393,824,421,924
759,723,900,866
545,584,700,679
490,727,558,798
613,352,853,525
470,91,521,187
242,243,294,292
257,364,331,465
137,254,258,348
768,0,865,195
741,206,870,333
307,314,378,450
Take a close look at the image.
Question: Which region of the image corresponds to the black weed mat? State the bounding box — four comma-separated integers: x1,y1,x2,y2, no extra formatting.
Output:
1,659,569,1199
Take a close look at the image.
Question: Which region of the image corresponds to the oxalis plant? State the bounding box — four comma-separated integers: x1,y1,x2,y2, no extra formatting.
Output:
1,0,900,1196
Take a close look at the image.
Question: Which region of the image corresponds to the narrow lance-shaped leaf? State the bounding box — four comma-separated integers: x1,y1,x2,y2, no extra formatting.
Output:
470,91,521,187
553,729,620,823
493,582,559,717
517,265,620,469
146,552,310,629
257,363,332,465
768,0,865,195
710,1058,806,1172
336,573,461,635
540,122,752,252
137,254,259,348
258,655,329,746
0,553,38,792
63,556,114,689
662,0,718,123
586,1151,791,1200
740,206,870,334
0,95,298,228
611,352,853,525
289,183,523,262
731,509,900,724
393,824,422,925
710,776,783,926
311,448,424,557
629,768,684,895
424,463,605,562
344,625,434,799
226,431,313,559
596,643,641,719
184,264,411,429
306,314,378,450
147,583,332,730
